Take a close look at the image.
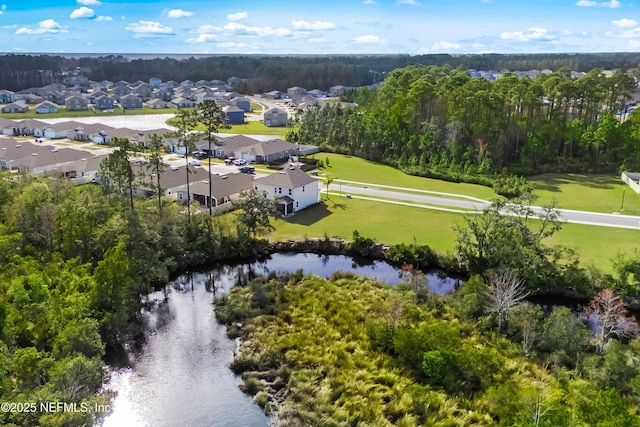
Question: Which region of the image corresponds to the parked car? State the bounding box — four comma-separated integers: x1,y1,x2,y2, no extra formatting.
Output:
189,159,201,166
224,157,236,165
239,166,255,174
234,159,247,166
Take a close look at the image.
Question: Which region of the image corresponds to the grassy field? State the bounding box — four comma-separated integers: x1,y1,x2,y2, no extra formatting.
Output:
269,196,640,273
529,173,640,215
269,197,462,253
312,153,499,200
218,121,288,137
0,106,179,120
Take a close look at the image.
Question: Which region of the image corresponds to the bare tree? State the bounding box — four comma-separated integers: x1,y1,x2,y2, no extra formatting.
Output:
584,288,639,353
488,267,529,332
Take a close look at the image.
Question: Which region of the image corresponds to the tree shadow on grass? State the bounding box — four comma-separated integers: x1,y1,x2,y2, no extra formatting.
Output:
531,173,620,193
283,202,334,226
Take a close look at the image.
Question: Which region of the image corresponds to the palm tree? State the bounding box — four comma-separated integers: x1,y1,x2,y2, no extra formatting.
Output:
325,176,334,200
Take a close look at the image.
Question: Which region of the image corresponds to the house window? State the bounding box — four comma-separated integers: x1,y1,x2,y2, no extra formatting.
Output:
302,186,305,192
296,201,299,208
288,189,292,196
278,187,282,194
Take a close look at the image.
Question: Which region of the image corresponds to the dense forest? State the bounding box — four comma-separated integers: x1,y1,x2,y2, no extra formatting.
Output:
287,65,640,196
3,52,640,92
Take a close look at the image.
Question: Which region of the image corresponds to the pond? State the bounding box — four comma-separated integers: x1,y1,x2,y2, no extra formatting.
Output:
101,253,459,427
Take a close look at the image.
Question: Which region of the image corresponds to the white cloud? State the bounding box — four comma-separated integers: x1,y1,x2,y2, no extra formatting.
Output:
185,33,218,43
576,0,621,7
125,21,173,38
291,20,337,31
167,9,193,18
309,38,329,43
227,11,249,21
224,22,292,37
192,24,222,33
78,0,101,5
70,6,94,19
500,27,555,42
96,15,112,22
0,4,6,15
398,0,421,4
611,18,637,28
352,34,383,44
431,41,462,51
16,19,68,35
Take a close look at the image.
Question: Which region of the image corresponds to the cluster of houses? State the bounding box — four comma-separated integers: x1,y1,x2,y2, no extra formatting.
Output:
0,76,252,125
0,116,322,215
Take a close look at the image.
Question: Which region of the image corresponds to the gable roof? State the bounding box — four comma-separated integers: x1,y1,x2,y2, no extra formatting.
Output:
188,172,253,199
254,167,317,188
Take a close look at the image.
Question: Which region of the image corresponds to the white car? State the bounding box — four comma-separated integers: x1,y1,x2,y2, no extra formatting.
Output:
233,159,247,166
189,159,201,166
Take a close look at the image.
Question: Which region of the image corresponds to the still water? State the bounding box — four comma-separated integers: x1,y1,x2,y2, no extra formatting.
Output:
101,253,458,427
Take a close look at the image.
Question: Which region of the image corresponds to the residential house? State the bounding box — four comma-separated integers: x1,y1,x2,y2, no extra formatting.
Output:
263,107,288,127
181,80,196,88
65,96,88,111
0,90,15,104
149,77,162,87
234,138,299,164
42,91,67,105
264,90,285,99
146,99,171,109
44,121,84,139
172,97,197,109
211,135,259,158
68,123,115,142
120,94,143,110
2,119,46,137
1,102,29,113
23,94,44,104
222,105,245,124
113,86,133,97
253,166,320,215
231,97,251,112
34,101,59,114
62,153,109,184
194,88,218,103
132,83,153,101
287,86,307,98
114,80,129,87
95,96,115,111
182,173,254,210
329,85,350,97
152,88,173,101
11,145,87,176
308,89,328,98
90,82,109,93
227,76,245,87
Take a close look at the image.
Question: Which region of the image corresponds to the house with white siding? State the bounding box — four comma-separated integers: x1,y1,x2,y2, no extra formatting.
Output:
253,166,320,216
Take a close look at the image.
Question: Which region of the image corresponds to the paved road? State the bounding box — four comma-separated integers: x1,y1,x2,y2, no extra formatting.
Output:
329,180,640,230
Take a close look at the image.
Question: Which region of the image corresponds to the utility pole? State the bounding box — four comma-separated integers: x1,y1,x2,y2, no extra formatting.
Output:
621,187,626,211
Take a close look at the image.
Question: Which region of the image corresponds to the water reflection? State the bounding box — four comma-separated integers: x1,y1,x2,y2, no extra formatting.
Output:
102,253,460,427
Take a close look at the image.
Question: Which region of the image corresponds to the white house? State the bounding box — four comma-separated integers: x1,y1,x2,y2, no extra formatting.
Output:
253,166,320,216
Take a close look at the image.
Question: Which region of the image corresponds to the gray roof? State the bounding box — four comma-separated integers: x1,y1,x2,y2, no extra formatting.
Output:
188,172,253,199
254,167,317,188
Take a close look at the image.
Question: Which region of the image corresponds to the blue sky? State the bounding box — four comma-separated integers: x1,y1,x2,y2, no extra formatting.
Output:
1,0,639,54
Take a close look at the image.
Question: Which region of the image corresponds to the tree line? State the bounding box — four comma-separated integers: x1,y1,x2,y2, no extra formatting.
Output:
4,52,640,93
288,64,640,196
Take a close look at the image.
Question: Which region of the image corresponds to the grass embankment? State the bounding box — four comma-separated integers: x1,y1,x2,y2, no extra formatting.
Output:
0,106,179,120
313,153,499,200
268,154,640,272
530,173,640,216
218,121,288,138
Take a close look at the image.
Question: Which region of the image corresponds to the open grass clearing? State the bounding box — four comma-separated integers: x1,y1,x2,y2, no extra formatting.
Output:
311,153,499,200
217,121,288,137
0,106,179,120
529,173,640,216
269,196,640,273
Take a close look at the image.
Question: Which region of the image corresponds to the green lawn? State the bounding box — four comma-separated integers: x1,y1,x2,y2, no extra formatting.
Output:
218,121,288,137
529,173,640,215
269,197,462,253
269,196,640,273
0,106,179,120
312,153,499,200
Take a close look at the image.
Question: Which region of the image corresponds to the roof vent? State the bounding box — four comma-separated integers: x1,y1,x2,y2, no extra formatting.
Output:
32,153,37,156
171,166,178,171
222,175,228,179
